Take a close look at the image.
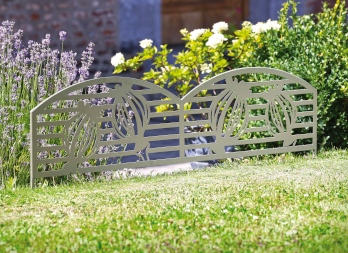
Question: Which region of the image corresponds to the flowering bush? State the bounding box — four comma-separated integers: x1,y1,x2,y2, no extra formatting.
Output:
111,21,279,131
0,21,98,187
239,0,348,150
113,0,348,151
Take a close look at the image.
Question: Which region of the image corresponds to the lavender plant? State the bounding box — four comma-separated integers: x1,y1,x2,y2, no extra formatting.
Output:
0,21,98,187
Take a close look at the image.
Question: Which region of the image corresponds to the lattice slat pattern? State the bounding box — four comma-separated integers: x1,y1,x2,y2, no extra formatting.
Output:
30,67,317,187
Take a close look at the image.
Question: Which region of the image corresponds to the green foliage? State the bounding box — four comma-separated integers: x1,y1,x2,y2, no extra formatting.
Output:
240,0,348,150
1,150,348,252
113,0,348,150
113,22,258,131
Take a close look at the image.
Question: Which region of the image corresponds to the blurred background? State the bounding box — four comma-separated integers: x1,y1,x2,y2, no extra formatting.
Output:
0,0,338,76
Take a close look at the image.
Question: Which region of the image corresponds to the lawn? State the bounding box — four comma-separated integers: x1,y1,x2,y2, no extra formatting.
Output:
1,150,348,252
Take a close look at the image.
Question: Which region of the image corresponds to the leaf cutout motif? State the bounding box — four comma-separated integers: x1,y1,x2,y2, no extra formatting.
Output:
266,94,297,147
110,86,151,161
210,78,248,155
62,101,102,172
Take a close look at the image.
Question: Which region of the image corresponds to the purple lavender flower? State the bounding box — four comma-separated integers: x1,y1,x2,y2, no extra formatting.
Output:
14,40,21,49
94,71,101,79
78,42,95,82
59,31,66,41
13,29,23,39
100,83,109,93
41,34,51,45
0,20,98,182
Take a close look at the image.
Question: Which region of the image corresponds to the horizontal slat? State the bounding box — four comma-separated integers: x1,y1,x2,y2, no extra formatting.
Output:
147,100,176,106
297,111,314,117
98,139,134,146
146,122,180,130
95,134,181,145
247,104,268,110
282,89,311,95
184,142,213,150
184,131,215,138
248,115,266,121
228,144,315,158
190,97,215,103
150,111,180,118
248,90,310,98
294,133,314,139
147,145,181,154
91,150,139,159
183,120,210,126
40,107,78,114
185,108,211,114
233,136,280,145
35,157,69,165
243,126,269,133
36,121,67,127
36,145,65,152
36,133,64,139
40,104,114,114
145,134,181,142
231,133,314,145
99,128,115,134
293,122,314,129
36,117,111,128
294,100,314,106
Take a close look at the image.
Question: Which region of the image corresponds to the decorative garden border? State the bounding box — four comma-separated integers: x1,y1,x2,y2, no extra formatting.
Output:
30,67,317,187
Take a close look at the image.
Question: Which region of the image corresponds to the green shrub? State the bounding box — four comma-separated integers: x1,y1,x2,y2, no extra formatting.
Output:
113,0,347,151
240,0,348,150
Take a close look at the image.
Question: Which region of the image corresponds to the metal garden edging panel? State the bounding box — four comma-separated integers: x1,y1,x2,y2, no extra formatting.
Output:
30,67,317,187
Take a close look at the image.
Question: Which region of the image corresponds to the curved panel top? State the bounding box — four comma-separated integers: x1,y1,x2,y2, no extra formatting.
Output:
182,67,316,100
31,76,181,113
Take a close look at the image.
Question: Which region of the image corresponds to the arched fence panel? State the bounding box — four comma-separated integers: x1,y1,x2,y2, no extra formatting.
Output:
30,67,317,187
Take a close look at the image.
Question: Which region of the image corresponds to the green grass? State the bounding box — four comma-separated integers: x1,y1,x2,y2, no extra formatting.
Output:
1,150,348,252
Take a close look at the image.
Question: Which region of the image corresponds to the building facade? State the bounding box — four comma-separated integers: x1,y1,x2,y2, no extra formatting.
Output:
0,0,336,75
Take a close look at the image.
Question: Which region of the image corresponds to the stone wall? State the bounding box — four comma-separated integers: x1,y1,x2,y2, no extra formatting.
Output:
118,0,161,54
0,0,120,76
248,0,308,24
248,0,338,25
0,0,336,77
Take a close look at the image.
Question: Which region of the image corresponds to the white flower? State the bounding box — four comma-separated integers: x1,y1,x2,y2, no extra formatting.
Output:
265,19,281,30
251,22,266,34
202,235,210,239
242,21,252,27
252,215,259,220
139,39,153,49
180,28,188,36
304,193,309,197
206,33,227,48
201,63,212,74
111,52,125,67
251,20,281,34
189,29,207,41
222,209,229,213
212,21,228,34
